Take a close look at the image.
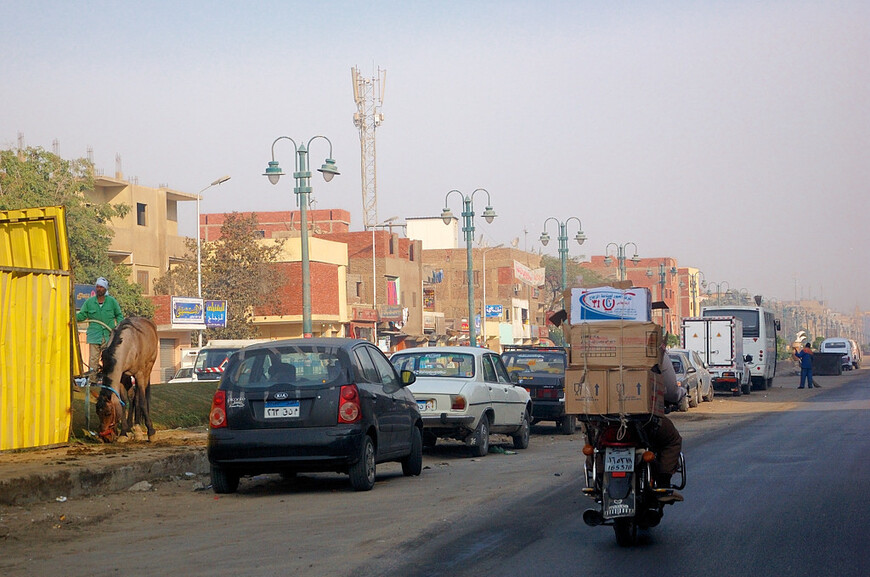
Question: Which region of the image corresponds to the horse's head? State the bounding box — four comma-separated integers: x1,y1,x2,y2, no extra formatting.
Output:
92,387,123,443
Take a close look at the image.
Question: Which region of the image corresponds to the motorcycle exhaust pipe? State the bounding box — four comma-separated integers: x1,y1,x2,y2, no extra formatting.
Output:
583,509,604,527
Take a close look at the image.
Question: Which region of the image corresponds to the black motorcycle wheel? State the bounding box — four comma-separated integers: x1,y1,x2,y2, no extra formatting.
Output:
614,518,638,547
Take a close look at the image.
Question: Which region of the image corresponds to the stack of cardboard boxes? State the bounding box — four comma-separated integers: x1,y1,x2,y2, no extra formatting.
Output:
561,284,666,417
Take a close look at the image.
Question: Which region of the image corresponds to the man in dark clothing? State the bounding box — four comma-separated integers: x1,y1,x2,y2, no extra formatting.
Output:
794,342,814,389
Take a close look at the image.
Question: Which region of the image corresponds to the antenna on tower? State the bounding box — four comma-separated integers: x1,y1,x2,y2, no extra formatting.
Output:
115,153,123,179
52,139,59,155
352,66,386,229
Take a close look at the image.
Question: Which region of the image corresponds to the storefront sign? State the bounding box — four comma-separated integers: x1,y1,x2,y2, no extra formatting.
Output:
205,300,227,328
171,296,205,330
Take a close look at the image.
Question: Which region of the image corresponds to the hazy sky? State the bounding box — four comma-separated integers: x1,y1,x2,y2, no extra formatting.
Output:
2,1,867,313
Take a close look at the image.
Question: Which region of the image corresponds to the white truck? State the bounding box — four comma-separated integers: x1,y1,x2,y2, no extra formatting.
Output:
681,316,752,396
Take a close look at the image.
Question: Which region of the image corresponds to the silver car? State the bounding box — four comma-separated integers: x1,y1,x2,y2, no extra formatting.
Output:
669,349,714,407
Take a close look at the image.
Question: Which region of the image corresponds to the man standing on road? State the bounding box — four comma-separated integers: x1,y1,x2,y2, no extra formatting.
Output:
76,277,124,385
794,342,814,389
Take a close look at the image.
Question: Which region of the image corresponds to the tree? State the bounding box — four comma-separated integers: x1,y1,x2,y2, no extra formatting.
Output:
540,254,608,311
0,146,154,317
540,255,608,345
154,212,285,339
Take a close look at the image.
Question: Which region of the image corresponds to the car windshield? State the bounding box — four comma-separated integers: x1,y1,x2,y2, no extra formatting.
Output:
391,352,475,378
223,345,344,389
194,348,237,372
501,350,565,374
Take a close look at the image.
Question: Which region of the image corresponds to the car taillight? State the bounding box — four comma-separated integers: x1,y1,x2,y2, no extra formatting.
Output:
209,390,227,428
450,395,467,410
338,384,361,423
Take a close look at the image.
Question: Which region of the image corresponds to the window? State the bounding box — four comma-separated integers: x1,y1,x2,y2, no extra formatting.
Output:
353,347,379,383
409,244,415,262
386,277,399,305
389,236,395,255
367,347,400,388
137,270,150,294
482,355,497,382
356,282,363,298
136,203,147,226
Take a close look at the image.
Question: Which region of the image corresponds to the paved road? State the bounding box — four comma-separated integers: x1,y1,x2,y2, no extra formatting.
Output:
1,371,867,577
362,370,870,577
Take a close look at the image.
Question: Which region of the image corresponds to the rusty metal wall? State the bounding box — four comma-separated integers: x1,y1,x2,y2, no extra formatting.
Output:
0,206,80,451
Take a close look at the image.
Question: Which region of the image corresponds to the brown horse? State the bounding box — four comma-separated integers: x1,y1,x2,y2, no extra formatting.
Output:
94,317,159,442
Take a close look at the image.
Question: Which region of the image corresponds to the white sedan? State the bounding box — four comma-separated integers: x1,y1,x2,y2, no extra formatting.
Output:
390,346,531,457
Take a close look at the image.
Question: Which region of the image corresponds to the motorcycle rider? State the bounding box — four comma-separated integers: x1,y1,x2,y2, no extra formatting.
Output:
648,338,684,503
583,338,684,503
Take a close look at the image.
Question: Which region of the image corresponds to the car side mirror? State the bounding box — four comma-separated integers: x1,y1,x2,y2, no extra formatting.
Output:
687,367,696,374
509,372,519,384
744,354,753,363
400,369,416,386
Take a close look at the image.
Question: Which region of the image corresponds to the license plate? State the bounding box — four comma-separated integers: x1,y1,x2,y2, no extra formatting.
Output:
604,447,634,472
264,400,300,418
417,399,436,412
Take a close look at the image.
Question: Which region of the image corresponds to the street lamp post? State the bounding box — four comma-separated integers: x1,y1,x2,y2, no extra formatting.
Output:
196,175,231,347
264,136,339,338
442,188,496,347
604,242,640,282
371,216,398,345
540,217,586,291
706,281,730,306
688,271,706,316
481,243,504,345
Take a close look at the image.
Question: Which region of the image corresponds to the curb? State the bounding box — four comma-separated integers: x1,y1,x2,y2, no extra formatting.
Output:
0,448,209,507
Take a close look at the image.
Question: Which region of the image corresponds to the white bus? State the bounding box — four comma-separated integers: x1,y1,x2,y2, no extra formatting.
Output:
701,305,779,390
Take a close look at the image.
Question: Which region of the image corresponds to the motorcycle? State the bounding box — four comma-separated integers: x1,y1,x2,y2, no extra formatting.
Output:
580,413,686,546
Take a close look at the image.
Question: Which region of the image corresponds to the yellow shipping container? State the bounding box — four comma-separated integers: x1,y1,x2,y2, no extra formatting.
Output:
0,206,81,450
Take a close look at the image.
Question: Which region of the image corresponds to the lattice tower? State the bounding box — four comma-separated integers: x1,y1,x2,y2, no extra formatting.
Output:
351,66,386,229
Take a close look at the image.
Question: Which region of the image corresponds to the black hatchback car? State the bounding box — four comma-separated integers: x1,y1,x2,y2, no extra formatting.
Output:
207,338,422,492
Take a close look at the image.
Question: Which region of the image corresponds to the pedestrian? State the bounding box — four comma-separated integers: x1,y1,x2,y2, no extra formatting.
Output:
793,342,814,389
76,277,124,385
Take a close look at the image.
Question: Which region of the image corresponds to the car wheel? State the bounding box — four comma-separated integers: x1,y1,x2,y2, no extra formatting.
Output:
688,386,699,408
470,414,490,457
559,414,577,435
211,465,239,494
422,430,438,449
512,411,530,450
349,435,376,491
401,427,423,476
703,383,714,402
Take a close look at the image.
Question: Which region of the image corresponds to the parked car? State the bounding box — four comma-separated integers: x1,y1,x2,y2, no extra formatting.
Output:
667,349,699,410
207,338,423,493
389,346,532,456
500,345,576,434
819,338,856,371
167,367,194,384
681,348,714,403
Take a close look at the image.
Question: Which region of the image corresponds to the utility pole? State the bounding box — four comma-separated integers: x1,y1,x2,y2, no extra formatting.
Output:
351,66,386,230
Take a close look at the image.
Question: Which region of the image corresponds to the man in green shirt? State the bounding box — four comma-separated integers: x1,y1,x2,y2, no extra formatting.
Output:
76,277,124,385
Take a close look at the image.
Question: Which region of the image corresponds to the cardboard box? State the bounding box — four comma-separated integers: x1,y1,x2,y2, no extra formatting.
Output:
607,368,665,416
569,286,651,324
565,367,665,417
565,368,608,415
569,321,662,369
